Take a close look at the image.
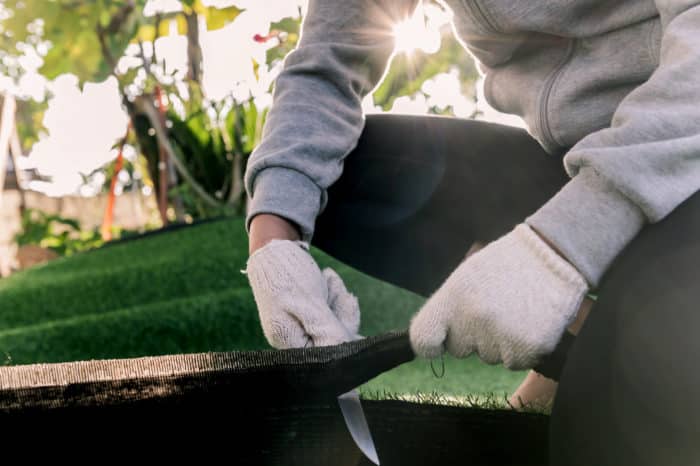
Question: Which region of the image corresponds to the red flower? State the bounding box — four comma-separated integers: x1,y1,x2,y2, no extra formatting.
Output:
253,30,281,43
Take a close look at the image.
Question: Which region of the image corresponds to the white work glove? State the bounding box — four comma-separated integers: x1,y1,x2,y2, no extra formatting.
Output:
245,239,361,349
410,224,588,370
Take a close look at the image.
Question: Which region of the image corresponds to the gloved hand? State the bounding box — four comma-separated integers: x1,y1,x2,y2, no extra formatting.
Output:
410,224,588,370
245,239,361,349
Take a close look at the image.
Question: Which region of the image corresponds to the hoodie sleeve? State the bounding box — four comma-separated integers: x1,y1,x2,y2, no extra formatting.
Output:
527,0,700,287
244,0,419,242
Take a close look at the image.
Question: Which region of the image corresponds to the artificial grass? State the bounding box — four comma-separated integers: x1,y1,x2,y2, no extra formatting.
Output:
0,217,526,397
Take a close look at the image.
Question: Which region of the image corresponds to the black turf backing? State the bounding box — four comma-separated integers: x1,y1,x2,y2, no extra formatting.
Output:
0,332,548,464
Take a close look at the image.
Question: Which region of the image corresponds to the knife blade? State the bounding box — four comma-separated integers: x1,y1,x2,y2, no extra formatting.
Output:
338,388,380,465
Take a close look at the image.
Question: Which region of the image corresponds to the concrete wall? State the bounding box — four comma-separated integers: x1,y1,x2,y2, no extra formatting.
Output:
0,190,159,276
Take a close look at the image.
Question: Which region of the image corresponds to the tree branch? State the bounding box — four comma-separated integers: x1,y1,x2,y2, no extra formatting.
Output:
96,1,136,75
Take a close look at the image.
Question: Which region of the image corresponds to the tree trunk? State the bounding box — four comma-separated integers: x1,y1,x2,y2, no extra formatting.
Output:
185,12,203,85
9,126,26,214
0,95,17,213
157,130,169,226
154,87,184,223
229,150,244,212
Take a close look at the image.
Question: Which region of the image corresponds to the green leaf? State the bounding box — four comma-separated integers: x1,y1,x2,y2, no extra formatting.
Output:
118,66,139,86
153,16,187,37
251,58,260,82
40,29,106,81
134,23,156,43
10,0,140,84
99,9,113,28
203,5,242,31
270,17,300,35
265,16,301,67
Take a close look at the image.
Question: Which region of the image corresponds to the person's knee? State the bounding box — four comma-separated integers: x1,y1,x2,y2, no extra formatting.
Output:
550,283,700,465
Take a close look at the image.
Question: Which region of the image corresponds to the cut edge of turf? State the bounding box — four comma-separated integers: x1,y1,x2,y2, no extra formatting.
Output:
359,389,552,415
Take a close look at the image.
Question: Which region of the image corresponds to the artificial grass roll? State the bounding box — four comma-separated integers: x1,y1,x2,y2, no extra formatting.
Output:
0,217,527,396
0,289,265,364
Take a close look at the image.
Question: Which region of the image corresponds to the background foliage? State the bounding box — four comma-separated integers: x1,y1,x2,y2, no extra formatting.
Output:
14,209,104,256
1,0,479,223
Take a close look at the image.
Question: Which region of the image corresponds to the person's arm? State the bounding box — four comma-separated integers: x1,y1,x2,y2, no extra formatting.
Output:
245,0,419,244
410,1,700,368
245,2,420,350
527,0,700,287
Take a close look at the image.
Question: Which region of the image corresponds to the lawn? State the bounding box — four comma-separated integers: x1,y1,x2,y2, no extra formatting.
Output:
0,217,526,399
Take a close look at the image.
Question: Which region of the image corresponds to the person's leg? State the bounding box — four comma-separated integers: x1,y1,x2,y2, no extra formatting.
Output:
550,191,700,465
313,113,570,297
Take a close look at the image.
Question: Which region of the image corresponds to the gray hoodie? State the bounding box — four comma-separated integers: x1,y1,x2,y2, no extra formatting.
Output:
244,0,700,287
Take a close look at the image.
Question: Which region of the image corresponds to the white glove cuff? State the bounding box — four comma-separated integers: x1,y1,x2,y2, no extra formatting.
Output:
513,224,588,298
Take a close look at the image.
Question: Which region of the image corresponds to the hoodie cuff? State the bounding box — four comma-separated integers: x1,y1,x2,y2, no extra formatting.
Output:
246,167,324,243
526,167,646,288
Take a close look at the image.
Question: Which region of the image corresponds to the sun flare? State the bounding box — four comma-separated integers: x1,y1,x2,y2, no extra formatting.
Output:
392,10,440,55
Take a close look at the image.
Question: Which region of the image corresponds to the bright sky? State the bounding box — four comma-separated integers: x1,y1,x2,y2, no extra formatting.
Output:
5,0,523,197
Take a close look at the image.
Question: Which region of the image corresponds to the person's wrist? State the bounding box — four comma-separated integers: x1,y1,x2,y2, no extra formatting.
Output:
249,214,302,255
